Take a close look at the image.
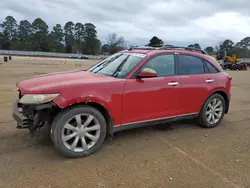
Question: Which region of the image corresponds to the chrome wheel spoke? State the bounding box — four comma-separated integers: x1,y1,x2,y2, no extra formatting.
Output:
62,132,77,142
215,107,223,112
212,99,217,106
211,114,215,124
208,104,213,109
75,115,82,128
85,124,100,132
85,133,98,142
64,123,77,132
206,110,211,115
70,136,79,150
83,115,94,128
214,112,220,118
207,114,212,122
81,136,88,150
214,100,222,108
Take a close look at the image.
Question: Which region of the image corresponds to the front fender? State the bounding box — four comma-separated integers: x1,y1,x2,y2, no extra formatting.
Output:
53,93,123,125
53,94,111,110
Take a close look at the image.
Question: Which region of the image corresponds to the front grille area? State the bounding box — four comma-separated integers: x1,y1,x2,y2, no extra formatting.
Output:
22,105,36,120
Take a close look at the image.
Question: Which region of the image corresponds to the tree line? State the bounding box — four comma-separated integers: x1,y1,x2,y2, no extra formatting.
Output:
1,15,250,58
0,16,125,55
147,36,250,58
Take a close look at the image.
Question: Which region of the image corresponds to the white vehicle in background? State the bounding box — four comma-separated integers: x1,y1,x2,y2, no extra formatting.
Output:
68,54,89,59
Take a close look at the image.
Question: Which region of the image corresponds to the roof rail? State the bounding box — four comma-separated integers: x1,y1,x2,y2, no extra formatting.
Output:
145,44,164,47
128,45,158,51
160,45,207,54
128,44,207,54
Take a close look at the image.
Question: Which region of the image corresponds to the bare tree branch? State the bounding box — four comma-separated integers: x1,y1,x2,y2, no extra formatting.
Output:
107,33,124,48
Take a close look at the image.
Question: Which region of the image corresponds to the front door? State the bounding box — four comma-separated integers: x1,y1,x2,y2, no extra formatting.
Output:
122,53,180,124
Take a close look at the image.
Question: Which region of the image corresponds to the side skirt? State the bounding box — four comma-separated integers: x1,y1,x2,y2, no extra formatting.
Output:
113,113,198,133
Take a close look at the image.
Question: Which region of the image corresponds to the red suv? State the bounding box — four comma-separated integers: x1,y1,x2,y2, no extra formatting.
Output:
12,45,232,158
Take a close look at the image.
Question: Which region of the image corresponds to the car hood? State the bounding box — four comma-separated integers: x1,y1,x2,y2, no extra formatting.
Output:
17,70,115,94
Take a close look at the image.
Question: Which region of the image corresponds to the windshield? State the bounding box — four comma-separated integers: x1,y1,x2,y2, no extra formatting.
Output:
88,52,147,78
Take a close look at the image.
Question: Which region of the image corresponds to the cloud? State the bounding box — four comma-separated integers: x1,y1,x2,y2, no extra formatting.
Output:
1,0,250,48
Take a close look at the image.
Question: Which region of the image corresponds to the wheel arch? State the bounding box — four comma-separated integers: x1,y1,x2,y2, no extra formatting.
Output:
85,102,114,137
54,101,114,137
200,89,229,114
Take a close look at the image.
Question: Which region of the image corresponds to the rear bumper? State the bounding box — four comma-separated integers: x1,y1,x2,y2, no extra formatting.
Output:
12,102,29,128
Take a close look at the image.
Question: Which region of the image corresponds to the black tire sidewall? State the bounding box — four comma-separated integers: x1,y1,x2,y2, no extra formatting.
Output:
199,94,226,128
51,105,107,158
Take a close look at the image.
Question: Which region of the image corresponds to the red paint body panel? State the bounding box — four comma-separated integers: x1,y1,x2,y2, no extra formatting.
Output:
16,48,231,128
122,76,180,123
17,70,126,125
178,73,218,114
212,71,232,100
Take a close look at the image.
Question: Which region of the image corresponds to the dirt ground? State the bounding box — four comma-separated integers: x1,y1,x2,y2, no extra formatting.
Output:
0,56,250,188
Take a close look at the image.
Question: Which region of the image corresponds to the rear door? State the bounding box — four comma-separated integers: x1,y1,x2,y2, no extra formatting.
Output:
122,53,181,124
177,53,217,114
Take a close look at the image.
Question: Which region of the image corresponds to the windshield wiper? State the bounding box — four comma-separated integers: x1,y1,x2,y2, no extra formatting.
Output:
112,55,130,77
92,54,123,73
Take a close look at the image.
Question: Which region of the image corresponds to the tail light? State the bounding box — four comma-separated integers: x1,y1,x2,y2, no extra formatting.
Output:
227,75,232,80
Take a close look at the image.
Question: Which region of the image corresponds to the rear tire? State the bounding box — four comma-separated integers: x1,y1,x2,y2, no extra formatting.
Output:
51,105,107,158
198,94,226,128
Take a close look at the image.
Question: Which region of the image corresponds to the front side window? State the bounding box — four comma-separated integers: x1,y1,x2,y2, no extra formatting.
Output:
178,54,205,75
88,52,146,78
141,54,175,77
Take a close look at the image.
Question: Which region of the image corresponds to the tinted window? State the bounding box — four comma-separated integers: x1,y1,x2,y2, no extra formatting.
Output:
204,60,219,73
178,55,205,75
142,54,175,77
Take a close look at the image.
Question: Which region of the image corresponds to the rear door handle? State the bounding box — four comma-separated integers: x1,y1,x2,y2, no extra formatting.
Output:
168,82,179,86
205,79,214,83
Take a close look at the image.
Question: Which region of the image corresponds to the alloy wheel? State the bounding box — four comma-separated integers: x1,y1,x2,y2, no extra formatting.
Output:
61,113,101,152
205,98,223,124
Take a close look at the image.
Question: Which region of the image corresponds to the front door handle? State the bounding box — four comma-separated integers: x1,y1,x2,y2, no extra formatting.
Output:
205,79,214,83
168,82,179,86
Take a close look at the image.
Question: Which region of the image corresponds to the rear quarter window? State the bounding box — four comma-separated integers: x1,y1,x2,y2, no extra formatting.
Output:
203,55,222,72
204,60,219,73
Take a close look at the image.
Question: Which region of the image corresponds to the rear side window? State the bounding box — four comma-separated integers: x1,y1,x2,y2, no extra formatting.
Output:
178,54,205,75
204,60,219,73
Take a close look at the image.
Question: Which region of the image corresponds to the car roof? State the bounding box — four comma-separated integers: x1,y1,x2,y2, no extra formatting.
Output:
120,45,223,71
121,45,207,56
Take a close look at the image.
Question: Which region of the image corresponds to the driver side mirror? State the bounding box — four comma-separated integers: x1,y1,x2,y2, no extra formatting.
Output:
137,68,157,78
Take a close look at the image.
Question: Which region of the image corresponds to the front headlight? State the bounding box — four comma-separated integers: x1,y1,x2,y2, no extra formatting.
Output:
19,94,59,104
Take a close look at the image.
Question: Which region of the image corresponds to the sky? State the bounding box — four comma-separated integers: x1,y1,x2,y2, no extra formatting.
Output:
1,0,250,49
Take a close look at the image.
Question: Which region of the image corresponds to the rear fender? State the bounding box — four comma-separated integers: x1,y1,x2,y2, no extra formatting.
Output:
199,89,230,114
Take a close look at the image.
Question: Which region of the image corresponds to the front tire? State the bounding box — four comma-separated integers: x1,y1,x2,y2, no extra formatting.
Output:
198,94,226,128
51,105,106,158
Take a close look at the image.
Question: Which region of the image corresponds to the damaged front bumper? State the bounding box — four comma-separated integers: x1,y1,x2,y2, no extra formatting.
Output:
12,101,56,135
12,102,29,129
